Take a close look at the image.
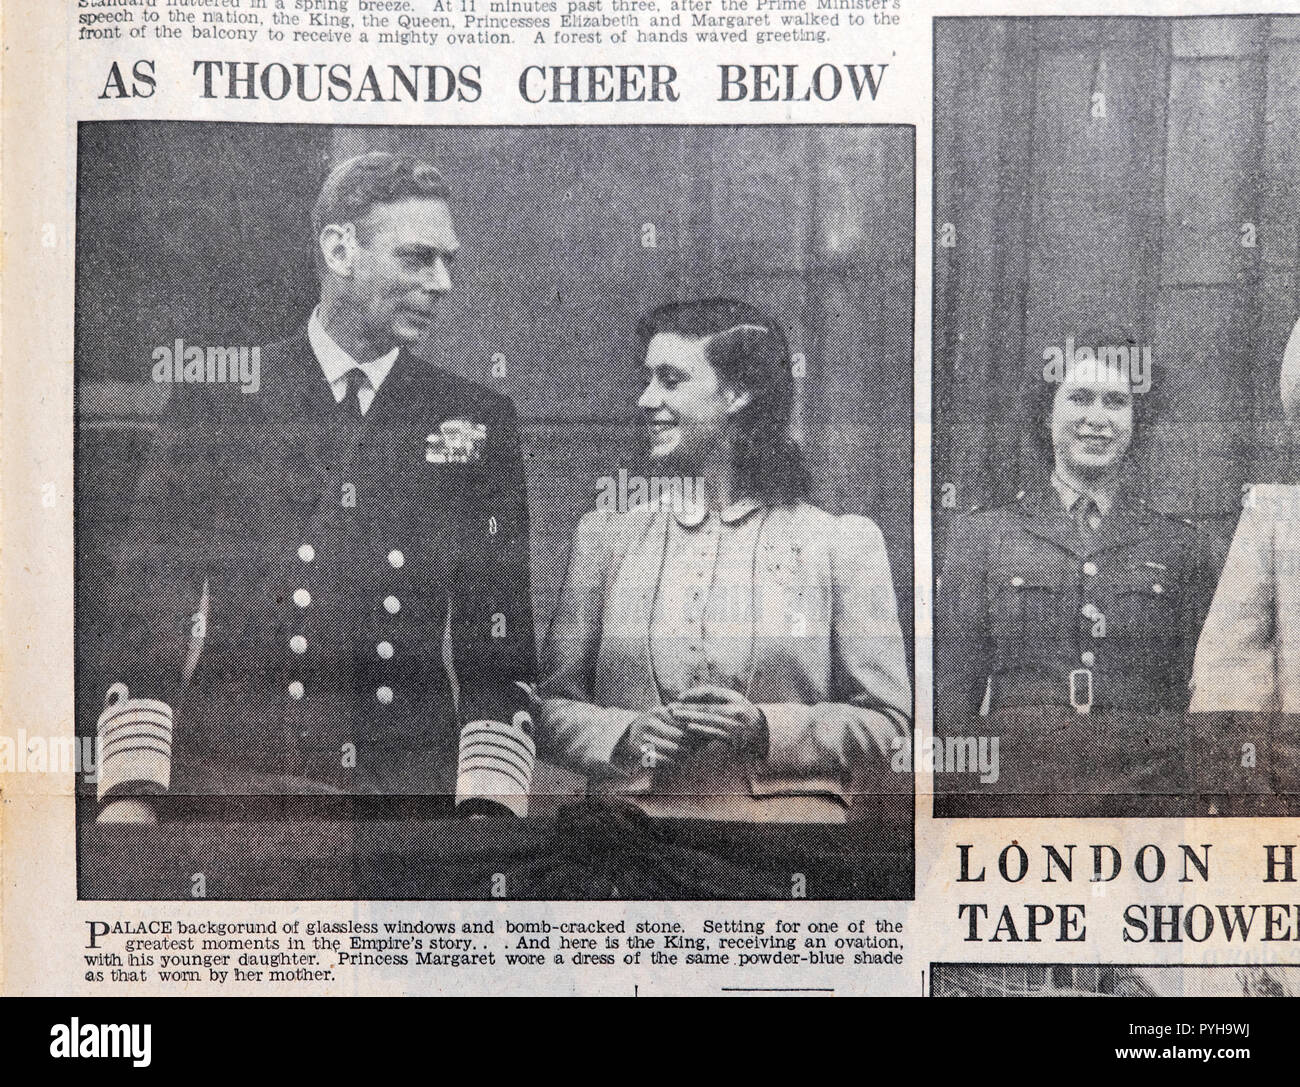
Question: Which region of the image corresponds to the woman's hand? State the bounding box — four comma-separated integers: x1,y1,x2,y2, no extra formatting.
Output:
618,707,689,772
669,684,768,757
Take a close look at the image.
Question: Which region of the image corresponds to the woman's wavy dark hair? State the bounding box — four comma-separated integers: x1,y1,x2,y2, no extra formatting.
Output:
636,299,812,507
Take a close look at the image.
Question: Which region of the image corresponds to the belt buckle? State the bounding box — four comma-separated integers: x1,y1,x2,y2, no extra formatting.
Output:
1069,668,1094,715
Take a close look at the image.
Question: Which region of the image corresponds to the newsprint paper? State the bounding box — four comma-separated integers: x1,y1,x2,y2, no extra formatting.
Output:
6,0,1300,1015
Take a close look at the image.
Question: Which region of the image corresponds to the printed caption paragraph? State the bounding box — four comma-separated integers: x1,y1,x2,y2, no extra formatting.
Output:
82,915,905,985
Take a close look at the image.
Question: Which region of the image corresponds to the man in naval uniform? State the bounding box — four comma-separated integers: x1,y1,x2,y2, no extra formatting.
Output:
94,153,536,822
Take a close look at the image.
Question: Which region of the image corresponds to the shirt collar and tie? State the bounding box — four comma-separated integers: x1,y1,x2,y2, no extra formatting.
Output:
307,307,400,417
1051,473,1113,535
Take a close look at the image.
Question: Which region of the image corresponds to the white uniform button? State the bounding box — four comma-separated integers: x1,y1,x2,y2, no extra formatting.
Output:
1010,576,1025,588
384,595,401,615
293,589,311,608
388,549,405,568
1083,561,1098,577
1152,583,1164,594
377,641,394,660
376,686,394,705
290,635,307,654
288,681,305,700
1081,651,1096,667
298,544,315,563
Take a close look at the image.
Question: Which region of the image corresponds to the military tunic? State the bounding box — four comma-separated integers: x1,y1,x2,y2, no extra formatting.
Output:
934,486,1226,804
91,329,537,800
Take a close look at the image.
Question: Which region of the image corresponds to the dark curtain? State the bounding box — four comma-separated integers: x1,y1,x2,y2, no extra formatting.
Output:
934,16,1300,552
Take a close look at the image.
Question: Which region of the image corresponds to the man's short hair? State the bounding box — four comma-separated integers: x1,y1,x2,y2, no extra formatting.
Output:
312,152,451,244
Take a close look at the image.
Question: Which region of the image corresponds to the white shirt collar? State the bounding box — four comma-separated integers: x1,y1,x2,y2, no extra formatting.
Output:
308,307,400,394
671,497,764,529
1051,473,1114,518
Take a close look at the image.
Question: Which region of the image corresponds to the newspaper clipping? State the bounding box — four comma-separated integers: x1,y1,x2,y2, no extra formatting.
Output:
3,0,1300,1052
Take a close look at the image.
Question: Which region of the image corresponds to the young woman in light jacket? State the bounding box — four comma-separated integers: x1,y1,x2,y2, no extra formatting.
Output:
539,300,912,824
1192,317,1300,715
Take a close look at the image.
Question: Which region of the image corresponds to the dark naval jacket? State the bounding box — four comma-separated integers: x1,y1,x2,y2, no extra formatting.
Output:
93,328,537,798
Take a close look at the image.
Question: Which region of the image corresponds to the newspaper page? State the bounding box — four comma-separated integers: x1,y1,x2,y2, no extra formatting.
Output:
3,0,1300,1050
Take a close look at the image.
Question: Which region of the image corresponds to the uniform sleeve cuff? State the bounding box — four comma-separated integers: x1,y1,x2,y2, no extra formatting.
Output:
593,707,642,771
758,703,817,774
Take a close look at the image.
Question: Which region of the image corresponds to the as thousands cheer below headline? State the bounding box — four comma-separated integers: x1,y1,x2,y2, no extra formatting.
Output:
185,59,885,103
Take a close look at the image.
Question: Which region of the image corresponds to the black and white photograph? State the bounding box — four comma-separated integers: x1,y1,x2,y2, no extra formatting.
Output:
932,15,1300,818
74,121,916,900
931,962,1298,998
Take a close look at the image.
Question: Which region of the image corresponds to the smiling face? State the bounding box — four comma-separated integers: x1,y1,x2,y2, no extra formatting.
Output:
638,333,742,468
323,196,459,357
1051,360,1135,482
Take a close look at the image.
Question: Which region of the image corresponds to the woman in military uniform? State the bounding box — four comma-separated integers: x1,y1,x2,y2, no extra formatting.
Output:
934,336,1224,814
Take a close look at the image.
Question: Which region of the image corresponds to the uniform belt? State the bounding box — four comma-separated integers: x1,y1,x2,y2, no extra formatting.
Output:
1069,668,1093,715
991,670,1173,715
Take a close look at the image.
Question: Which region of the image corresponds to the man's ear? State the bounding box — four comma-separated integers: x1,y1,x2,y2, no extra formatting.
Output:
319,223,357,278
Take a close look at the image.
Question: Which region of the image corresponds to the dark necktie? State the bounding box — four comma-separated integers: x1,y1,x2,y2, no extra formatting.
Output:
1074,496,1100,539
341,367,370,419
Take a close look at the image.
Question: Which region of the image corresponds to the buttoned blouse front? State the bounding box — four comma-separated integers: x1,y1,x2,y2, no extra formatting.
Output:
648,498,767,701
539,500,913,822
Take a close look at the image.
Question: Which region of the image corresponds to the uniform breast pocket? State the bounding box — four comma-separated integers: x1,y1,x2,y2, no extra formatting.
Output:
989,571,1071,653
1112,575,1178,656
